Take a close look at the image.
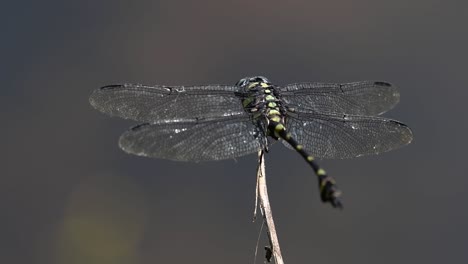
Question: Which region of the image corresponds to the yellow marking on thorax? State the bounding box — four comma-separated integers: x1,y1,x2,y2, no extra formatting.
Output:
317,168,326,176
260,82,270,88
274,123,285,132
248,82,259,89
270,116,281,122
268,109,280,116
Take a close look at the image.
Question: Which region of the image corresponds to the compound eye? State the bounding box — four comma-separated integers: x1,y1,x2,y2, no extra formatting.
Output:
254,76,269,83
236,78,248,87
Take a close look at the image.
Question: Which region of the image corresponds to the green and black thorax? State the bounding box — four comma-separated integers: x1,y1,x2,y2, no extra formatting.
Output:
236,76,288,142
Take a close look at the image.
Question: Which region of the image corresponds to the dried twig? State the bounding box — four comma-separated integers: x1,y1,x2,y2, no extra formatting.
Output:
254,150,284,264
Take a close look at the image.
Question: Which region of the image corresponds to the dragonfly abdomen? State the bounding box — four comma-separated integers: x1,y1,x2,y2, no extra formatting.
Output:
268,120,343,208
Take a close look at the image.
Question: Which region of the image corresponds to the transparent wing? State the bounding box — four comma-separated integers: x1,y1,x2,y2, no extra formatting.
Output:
119,116,263,162
282,112,413,159
280,81,400,116
89,84,246,122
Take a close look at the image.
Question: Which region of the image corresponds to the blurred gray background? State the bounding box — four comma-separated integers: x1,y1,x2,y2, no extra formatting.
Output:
2,0,467,263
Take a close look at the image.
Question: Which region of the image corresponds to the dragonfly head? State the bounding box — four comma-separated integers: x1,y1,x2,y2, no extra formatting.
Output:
236,76,270,87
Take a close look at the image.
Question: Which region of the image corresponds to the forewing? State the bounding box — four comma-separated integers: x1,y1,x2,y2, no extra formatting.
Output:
283,112,413,159
119,117,263,161
89,84,246,122
281,81,400,116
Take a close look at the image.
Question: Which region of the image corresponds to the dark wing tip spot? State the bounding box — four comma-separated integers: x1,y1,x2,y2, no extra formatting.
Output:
130,123,151,131
100,84,124,90
374,81,392,87
389,119,409,127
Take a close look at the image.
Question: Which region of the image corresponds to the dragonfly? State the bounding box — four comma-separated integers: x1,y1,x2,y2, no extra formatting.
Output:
89,76,413,208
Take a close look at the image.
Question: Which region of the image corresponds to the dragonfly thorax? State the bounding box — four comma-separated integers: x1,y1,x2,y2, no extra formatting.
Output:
237,76,286,127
